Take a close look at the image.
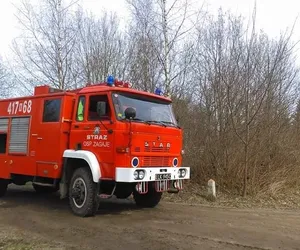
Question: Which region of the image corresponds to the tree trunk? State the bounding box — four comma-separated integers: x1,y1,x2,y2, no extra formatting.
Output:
162,0,170,96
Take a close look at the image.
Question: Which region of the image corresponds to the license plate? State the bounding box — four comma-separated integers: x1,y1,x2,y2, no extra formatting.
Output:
155,173,171,180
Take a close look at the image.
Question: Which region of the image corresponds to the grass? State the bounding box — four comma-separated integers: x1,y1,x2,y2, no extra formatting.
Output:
161,182,300,210
0,239,35,250
0,232,66,250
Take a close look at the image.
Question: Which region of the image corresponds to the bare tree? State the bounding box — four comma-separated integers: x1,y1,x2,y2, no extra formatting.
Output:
188,7,300,196
126,0,200,95
74,8,129,85
125,0,162,91
11,0,79,90
0,57,14,97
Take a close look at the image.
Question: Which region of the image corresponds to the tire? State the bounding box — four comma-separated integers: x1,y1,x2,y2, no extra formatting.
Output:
115,183,133,199
68,167,99,217
0,179,8,198
133,182,162,208
33,184,59,193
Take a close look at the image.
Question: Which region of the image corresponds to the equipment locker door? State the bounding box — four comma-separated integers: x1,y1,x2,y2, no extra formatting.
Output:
33,95,73,179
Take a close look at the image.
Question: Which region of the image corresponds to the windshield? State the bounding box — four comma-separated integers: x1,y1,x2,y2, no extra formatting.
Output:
111,92,177,126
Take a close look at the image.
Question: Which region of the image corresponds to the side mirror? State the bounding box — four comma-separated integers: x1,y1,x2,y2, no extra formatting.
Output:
124,107,136,119
96,101,106,116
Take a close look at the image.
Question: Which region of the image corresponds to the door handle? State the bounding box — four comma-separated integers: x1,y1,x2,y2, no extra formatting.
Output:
84,126,90,129
37,137,42,140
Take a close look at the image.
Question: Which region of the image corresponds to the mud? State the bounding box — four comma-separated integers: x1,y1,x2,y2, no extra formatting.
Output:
0,184,299,250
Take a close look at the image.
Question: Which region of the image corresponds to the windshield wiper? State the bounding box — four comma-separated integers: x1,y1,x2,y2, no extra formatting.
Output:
145,120,167,127
159,121,181,128
121,117,151,125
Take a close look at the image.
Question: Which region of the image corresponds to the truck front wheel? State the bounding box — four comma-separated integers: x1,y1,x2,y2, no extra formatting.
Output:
0,179,8,198
68,167,99,217
133,182,162,208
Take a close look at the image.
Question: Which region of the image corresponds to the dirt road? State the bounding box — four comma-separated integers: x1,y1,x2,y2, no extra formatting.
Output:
0,185,299,250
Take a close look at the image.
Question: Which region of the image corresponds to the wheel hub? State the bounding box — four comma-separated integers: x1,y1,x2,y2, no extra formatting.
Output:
71,187,81,199
71,177,87,209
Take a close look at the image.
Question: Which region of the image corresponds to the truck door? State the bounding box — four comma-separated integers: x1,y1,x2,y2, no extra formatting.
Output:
71,93,114,177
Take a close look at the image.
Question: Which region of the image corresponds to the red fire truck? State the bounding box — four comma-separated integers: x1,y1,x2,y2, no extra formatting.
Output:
0,76,190,217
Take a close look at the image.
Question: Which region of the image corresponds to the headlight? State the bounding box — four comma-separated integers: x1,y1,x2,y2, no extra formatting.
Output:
181,169,186,176
133,169,145,180
138,171,145,179
178,168,187,178
133,170,139,179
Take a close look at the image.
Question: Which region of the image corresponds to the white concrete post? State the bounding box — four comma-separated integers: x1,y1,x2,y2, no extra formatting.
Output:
207,179,216,201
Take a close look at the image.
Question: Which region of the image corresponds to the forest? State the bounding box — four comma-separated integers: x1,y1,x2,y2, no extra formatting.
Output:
1,0,300,197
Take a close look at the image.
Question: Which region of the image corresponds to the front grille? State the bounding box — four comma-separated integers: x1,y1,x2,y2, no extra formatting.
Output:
144,146,170,153
143,156,170,167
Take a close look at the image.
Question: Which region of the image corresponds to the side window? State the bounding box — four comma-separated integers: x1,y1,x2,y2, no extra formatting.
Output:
76,96,85,122
0,134,7,154
88,95,111,121
43,98,61,122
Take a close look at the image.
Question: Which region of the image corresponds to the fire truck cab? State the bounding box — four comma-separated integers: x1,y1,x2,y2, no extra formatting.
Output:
0,77,190,217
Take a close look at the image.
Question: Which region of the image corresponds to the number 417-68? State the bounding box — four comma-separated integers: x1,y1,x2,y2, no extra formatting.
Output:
7,100,32,115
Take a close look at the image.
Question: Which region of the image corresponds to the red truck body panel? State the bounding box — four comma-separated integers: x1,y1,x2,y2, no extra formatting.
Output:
0,91,75,180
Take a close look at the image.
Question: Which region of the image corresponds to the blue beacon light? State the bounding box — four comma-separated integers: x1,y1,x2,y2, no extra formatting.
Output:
154,87,163,95
107,75,114,86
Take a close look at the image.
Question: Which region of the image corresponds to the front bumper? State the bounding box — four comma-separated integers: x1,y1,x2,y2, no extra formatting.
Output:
115,167,190,182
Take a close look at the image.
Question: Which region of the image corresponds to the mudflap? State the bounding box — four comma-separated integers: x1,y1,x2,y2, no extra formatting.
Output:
168,179,184,193
136,179,184,194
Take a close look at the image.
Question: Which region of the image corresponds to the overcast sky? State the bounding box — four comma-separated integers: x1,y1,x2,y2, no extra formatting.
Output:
0,0,299,60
